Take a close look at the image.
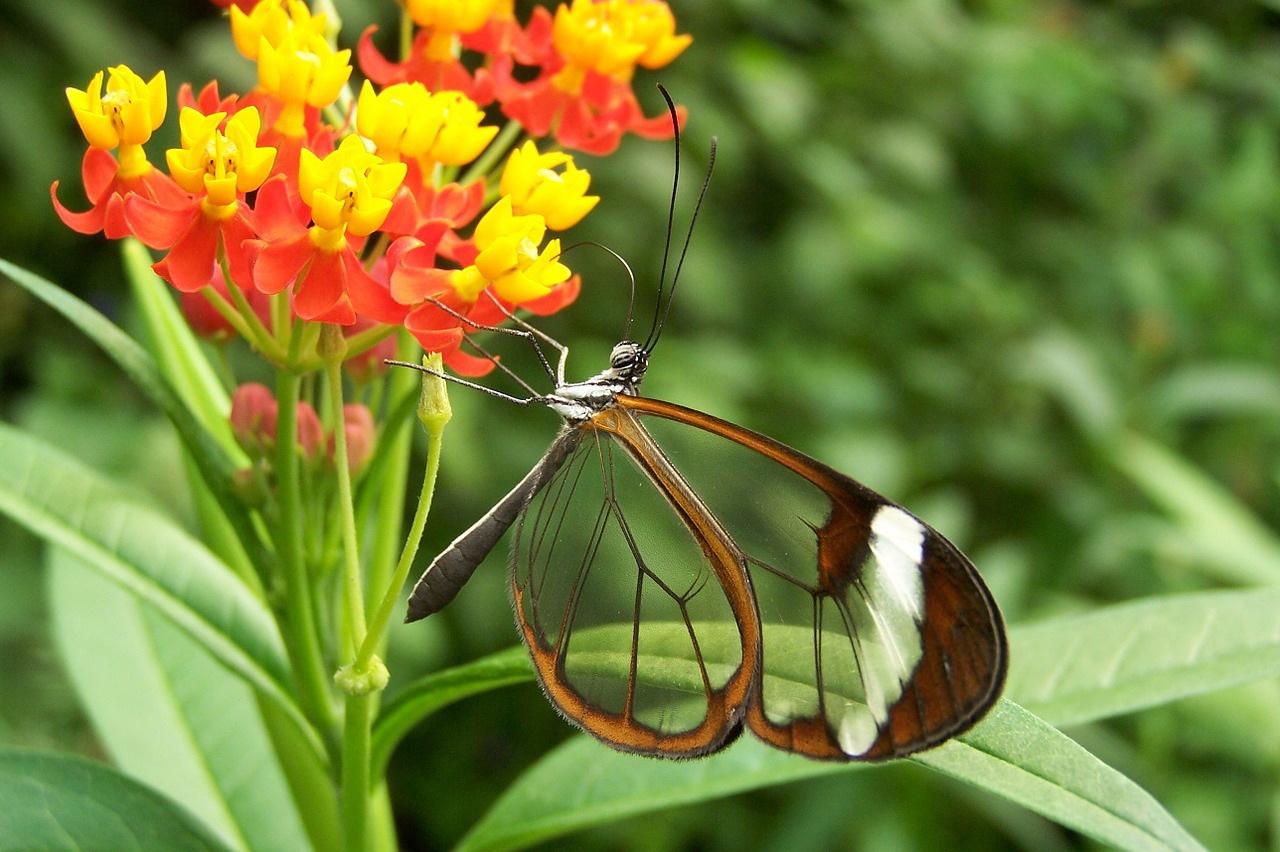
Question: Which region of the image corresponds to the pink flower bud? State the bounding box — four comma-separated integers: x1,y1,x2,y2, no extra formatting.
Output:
296,401,325,462
229,383,277,456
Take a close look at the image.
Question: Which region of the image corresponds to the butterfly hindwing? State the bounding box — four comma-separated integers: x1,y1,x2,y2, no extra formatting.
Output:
562,395,1007,760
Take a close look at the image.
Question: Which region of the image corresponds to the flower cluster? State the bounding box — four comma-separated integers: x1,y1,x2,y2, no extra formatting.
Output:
53,0,689,376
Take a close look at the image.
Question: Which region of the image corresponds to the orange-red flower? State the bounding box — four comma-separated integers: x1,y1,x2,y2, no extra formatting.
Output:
390,196,579,372
52,66,186,238
249,137,407,324
493,1,689,154
125,106,275,293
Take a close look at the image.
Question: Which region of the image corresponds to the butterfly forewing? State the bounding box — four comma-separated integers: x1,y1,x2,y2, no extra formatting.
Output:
612,395,1007,760
512,427,756,756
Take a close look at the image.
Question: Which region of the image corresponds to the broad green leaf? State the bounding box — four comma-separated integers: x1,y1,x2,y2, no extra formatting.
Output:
50,552,315,852
456,702,1202,852
378,587,1280,847
0,257,271,575
0,747,234,852
1112,431,1280,584
0,422,324,765
1007,586,1280,726
370,646,532,778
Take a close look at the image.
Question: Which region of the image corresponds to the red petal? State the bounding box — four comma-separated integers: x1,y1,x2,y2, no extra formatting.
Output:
220,211,260,292
443,346,498,377
253,232,314,295
342,250,406,325
124,195,199,250
81,148,120,202
163,216,222,292
293,251,346,320
51,181,107,235
357,25,403,86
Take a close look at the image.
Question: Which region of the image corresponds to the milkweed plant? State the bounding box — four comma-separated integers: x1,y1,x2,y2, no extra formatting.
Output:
26,0,688,848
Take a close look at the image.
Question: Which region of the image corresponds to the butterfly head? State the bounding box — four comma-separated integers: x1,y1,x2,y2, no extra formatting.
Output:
604,341,649,394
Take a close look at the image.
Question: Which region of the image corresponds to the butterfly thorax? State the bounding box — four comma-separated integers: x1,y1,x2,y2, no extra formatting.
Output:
547,341,649,423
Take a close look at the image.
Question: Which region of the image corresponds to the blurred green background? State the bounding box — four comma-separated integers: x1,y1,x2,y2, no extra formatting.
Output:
4,0,1280,849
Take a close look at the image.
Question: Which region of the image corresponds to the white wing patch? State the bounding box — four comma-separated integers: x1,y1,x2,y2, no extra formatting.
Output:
834,505,928,755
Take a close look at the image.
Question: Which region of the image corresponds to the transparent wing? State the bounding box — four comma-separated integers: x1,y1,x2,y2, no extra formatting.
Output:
512,427,758,757
612,396,1007,761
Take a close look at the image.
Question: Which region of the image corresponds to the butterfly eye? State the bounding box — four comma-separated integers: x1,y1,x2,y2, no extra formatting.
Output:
610,343,643,372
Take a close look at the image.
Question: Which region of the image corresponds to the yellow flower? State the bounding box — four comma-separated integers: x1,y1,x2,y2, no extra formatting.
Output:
356,82,498,166
404,0,502,60
299,134,406,239
230,0,328,61
165,107,276,209
66,66,167,176
499,141,599,230
452,196,571,303
258,28,352,137
552,0,690,93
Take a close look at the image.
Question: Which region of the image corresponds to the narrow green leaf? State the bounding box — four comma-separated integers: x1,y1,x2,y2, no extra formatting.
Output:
121,239,240,460
50,552,313,852
0,257,271,575
1007,587,1280,726
121,242,259,587
1112,431,1280,584
0,747,235,852
370,646,533,778
916,702,1203,852
456,702,1202,852
0,422,325,766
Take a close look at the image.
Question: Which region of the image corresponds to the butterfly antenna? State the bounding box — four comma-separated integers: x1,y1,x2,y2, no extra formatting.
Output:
557,240,638,343
646,84,682,351
645,86,715,352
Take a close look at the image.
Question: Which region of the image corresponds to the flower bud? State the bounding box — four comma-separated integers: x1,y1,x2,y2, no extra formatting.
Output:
230,383,278,456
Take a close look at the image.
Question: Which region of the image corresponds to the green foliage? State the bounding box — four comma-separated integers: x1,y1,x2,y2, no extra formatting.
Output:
4,1,1280,850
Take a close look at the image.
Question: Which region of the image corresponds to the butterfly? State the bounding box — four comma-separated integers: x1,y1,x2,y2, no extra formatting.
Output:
397,97,1006,762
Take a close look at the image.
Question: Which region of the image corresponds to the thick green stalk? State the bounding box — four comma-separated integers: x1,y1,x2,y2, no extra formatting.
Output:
341,692,373,852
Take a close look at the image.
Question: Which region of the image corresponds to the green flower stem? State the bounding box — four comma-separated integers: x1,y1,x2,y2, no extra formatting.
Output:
344,322,397,362
197,283,258,348
361,339,420,641
341,691,373,852
460,118,525,188
357,354,451,669
321,329,369,654
275,368,337,734
221,273,285,361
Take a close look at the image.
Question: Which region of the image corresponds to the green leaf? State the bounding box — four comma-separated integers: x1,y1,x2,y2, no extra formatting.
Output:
121,239,240,460
1007,586,1280,726
1111,431,1280,584
50,551,315,852
0,421,324,766
916,702,1203,852
121,242,259,588
0,257,271,576
456,702,1203,852
370,646,533,778
0,747,235,852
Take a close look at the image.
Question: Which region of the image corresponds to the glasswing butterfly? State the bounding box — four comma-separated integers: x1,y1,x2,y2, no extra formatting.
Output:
397,95,1007,762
